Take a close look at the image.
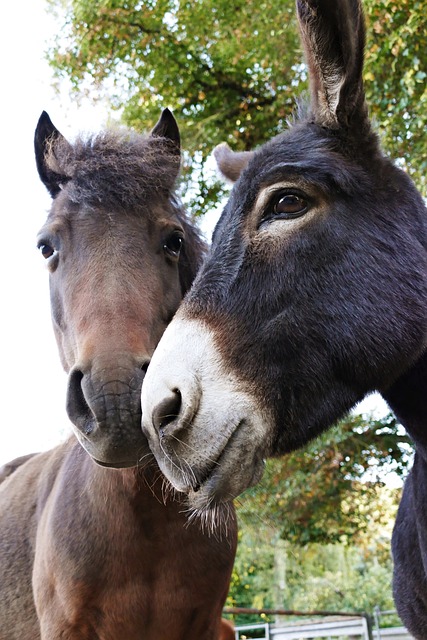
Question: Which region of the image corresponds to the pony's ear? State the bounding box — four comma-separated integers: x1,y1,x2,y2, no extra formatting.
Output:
34,111,70,198
213,143,255,183
296,0,367,129
151,108,180,155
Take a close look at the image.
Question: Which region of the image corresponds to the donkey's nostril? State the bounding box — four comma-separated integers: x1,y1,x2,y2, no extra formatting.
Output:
152,390,182,434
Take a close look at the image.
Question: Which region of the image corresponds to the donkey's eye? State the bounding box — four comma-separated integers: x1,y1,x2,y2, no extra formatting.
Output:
38,243,55,259
273,193,308,218
163,232,184,259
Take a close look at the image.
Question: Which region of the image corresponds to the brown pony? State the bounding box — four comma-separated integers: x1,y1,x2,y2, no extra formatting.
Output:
0,110,237,639
219,619,235,640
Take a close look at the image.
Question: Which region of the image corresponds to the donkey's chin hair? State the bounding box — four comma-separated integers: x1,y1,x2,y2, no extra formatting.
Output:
184,498,236,542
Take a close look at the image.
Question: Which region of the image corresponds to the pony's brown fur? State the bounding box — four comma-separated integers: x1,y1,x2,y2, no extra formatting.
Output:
219,619,235,640
0,453,35,483
0,441,236,639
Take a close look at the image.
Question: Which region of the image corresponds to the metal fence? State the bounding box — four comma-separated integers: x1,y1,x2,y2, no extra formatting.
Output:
233,613,414,640
235,617,370,640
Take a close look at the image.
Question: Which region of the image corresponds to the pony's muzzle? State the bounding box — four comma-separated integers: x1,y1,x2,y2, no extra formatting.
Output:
66,359,151,466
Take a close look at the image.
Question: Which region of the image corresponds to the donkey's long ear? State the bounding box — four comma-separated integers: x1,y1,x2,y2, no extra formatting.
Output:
151,108,180,156
213,143,255,183
297,0,367,129
34,111,70,198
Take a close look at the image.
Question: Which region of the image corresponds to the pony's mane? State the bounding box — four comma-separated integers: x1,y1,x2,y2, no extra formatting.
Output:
46,129,180,211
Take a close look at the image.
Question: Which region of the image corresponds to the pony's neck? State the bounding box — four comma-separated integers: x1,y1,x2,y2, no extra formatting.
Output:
382,349,427,458
73,441,165,501
104,464,163,499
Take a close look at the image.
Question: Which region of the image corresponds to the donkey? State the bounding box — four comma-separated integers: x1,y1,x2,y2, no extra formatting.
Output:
141,1,427,637
0,110,237,639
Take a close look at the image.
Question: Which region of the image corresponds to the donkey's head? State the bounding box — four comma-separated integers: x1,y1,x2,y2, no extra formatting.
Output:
141,0,427,508
35,110,205,467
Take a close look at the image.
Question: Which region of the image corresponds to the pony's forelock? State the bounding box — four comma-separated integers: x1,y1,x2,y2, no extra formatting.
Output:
46,129,180,211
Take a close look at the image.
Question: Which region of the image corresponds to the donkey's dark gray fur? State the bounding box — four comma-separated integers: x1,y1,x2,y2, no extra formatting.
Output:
140,2,427,636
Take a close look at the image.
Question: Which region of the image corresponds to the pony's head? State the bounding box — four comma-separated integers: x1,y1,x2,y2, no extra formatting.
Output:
35,110,205,467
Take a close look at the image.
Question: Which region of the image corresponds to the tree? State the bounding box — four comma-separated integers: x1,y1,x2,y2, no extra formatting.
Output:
47,0,427,217
227,482,403,627
225,527,276,627
363,0,427,193
224,412,409,626
221,410,412,626
236,413,411,545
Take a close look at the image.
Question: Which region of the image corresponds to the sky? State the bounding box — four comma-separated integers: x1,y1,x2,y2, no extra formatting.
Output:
0,0,389,468
0,0,118,464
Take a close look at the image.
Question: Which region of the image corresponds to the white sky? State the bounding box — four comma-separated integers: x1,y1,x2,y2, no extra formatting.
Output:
0,0,388,468
0,0,115,464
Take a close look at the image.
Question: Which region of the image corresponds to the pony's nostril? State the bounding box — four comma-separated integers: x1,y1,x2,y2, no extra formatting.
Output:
152,390,182,434
66,369,93,434
141,360,150,375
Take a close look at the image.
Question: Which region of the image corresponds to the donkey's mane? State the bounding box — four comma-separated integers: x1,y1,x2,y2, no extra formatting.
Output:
46,129,180,212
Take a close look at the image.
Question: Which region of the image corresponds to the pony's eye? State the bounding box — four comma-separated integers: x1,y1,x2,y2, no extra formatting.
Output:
273,193,308,218
38,243,55,259
164,232,184,259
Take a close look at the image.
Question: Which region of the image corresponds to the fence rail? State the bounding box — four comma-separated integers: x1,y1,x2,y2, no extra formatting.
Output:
270,617,370,639
235,621,413,640
231,611,414,640
235,617,371,640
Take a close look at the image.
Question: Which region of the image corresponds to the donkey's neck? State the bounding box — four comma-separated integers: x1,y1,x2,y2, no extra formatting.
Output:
382,350,427,456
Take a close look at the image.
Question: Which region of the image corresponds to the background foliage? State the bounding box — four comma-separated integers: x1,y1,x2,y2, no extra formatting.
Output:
47,0,427,215
226,412,410,627
237,413,411,546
